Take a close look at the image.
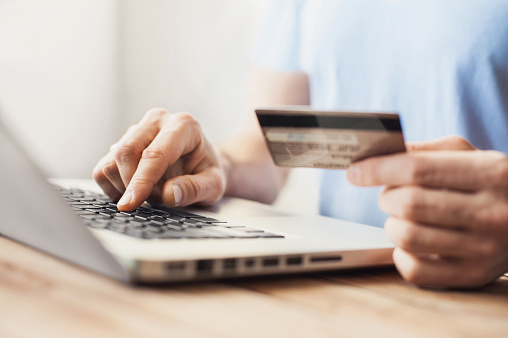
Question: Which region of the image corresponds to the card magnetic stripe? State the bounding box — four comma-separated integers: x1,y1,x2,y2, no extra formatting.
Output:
256,114,402,132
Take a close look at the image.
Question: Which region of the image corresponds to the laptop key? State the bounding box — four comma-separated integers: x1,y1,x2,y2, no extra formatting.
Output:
134,212,152,219
163,223,185,232
92,202,110,207
91,222,110,229
67,201,88,206
84,208,103,213
120,211,136,216
109,222,128,233
83,221,108,229
206,226,261,238
146,220,164,226
188,217,227,223
161,229,212,238
239,226,266,233
113,214,132,220
183,227,233,238
57,186,285,240
125,228,145,238
251,233,284,238
144,225,162,233
99,209,117,214
76,210,97,216
128,220,145,227
78,197,98,202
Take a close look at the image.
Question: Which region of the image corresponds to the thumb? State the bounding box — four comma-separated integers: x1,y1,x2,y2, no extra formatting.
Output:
406,135,477,152
162,170,225,207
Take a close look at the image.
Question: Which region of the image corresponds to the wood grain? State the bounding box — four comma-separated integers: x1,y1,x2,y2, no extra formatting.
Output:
1,236,507,338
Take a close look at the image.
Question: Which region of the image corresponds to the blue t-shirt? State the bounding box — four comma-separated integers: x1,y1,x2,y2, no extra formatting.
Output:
255,0,508,227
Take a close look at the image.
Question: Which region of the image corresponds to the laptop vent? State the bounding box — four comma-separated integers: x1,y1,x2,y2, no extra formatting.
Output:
286,256,303,266
163,254,345,280
310,255,343,263
262,257,279,267
196,259,214,275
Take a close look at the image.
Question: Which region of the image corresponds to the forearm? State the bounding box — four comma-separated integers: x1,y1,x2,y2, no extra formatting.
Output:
216,65,309,204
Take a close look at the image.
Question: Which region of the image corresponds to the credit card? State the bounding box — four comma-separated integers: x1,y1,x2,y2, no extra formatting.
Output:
255,107,406,169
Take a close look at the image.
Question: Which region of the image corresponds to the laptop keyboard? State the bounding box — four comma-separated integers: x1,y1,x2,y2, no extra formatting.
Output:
57,187,284,240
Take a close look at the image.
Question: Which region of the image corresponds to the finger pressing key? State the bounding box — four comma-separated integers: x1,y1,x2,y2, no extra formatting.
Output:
114,121,161,190
117,113,203,210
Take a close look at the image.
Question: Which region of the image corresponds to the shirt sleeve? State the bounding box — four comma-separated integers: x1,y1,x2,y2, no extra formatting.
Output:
253,0,305,72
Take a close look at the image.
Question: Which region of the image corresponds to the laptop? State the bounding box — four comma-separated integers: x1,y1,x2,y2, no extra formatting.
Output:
0,114,394,284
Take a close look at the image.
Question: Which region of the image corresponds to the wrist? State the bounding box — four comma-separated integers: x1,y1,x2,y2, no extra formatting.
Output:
215,146,233,196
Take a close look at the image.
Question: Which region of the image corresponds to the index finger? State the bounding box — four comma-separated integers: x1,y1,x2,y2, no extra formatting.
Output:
117,114,202,210
347,150,508,191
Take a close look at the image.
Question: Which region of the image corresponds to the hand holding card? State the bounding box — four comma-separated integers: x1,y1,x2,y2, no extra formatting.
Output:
256,107,406,169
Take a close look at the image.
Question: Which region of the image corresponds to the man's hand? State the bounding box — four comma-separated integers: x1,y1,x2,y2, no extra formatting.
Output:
347,136,508,288
93,108,225,211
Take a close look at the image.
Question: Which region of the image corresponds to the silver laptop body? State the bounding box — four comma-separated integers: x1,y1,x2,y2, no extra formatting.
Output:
0,116,394,284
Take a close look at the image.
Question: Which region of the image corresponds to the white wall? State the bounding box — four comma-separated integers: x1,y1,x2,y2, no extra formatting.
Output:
118,0,264,142
0,0,318,214
0,0,119,177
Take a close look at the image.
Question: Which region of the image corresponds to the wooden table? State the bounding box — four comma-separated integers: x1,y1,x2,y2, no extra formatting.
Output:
1,236,507,337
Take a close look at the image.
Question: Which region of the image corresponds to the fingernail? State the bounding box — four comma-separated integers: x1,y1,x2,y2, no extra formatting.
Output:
347,165,359,183
118,190,132,207
172,184,182,206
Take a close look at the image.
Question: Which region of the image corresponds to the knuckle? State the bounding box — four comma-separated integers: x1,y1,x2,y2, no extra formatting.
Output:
145,107,169,122
448,135,473,150
383,217,397,238
188,179,203,201
486,152,508,185
175,177,202,204
141,146,167,161
399,259,423,285
396,222,420,251
115,143,140,161
475,240,500,258
174,111,194,121
399,188,424,219
406,157,431,184
92,164,105,181
174,111,200,129
355,159,379,185
102,161,118,179
129,175,153,190
393,248,426,285
125,123,138,134
474,203,508,232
